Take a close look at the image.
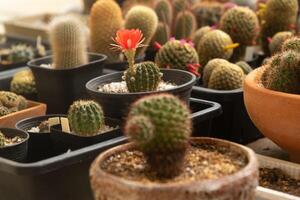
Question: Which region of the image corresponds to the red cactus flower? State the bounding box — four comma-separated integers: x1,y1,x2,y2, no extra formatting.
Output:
112,29,145,51
187,64,201,77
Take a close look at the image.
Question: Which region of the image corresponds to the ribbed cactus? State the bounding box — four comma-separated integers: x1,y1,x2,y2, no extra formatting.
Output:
10,69,37,95
154,0,173,25
260,0,298,55
155,39,199,70
0,132,5,147
208,62,245,90
151,22,170,45
191,2,224,28
125,93,192,178
49,16,88,69
197,29,236,66
125,5,158,56
0,91,21,108
192,26,211,49
124,61,162,92
173,0,189,18
281,36,300,52
0,106,10,117
174,10,197,39
68,100,105,136
203,58,229,87
261,50,300,94
90,0,123,62
235,61,253,75
269,31,293,55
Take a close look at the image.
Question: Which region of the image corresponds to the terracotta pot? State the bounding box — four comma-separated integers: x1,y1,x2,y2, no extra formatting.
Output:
244,68,300,163
0,100,47,128
90,137,258,200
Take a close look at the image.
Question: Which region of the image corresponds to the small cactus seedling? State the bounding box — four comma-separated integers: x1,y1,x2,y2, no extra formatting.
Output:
125,5,158,56
269,31,293,55
68,100,105,136
10,69,37,95
125,93,192,178
281,36,300,52
154,0,173,25
89,0,123,62
155,39,200,76
197,29,239,66
49,16,88,69
112,29,162,92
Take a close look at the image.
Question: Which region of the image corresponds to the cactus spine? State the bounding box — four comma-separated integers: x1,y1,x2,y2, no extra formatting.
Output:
125,6,158,56
269,31,293,55
10,69,37,95
154,0,173,25
49,16,88,69
90,0,123,62
174,10,197,40
68,100,105,136
125,93,192,178
281,36,300,52
124,62,162,92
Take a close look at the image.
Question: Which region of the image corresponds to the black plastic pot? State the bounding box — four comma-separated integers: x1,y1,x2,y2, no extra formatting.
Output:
145,47,157,61
28,53,107,114
15,114,62,162
50,116,121,152
103,54,145,71
0,128,29,162
246,52,266,69
86,69,196,119
192,86,263,144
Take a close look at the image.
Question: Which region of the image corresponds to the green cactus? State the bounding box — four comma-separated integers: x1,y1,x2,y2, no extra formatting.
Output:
0,91,21,108
202,58,229,87
155,39,199,71
49,16,88,69
191,2,224,28
18,95,27,110
197,29,236,66
0,106,10,117
174,10,197,40
0,132,5,147
192,26,211,49
125,5,158,56
90,0,123,62
235,61,253,75
281,36,300,52
173,0,189,18
208,62,245,90
154,0,173,25
124,61,162,92
260,0,298,55
10,69,37,95
262,50,300,94
269,31,293,55
68,100,105,136
151,22,170,45
125,93,192,178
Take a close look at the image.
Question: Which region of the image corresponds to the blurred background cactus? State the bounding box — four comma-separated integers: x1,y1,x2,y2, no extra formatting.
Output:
154,0,173,25
269,31,293,55
151,22,171,45
10,69,37,96
174,10,197,39
0,91,27,117
49,16,88,69
125,93,192,178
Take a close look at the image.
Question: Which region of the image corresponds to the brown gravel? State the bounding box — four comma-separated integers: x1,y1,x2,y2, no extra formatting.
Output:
259,168,300,196
101,144,247,183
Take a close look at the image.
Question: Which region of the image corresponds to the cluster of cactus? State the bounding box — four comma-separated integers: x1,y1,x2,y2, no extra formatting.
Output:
125,93,192,178
49,16,88,69
202,58,248,90
0,44,34,65
197,29,236,66
261,49,300,94
260,0,298,55
269,31,293,55
10,69,37,95
68,100,105,136
90,0,123,62
191,2,224,28
155,39,199,71
0,131,5,147
0,91,27,117
220,6,260,61
124,61,162,92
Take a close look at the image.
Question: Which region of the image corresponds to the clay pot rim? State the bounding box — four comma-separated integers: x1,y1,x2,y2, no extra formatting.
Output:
90,137,257,190
245,68,300,100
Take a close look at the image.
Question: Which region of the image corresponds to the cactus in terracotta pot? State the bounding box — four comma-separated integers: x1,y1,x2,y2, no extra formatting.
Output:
0,106,10,117
68,100,105,136
269,31,293,55
173,10,197,39
89,0,123,62
281,36,300,52
125,93,192,177
10,69,37,95
112,29,162,92
49,16,88,69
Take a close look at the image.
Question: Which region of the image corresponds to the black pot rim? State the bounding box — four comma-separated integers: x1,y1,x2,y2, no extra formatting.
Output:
86,69,196,96
27,52,107,72
193,85,243,94
0,128,29,149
